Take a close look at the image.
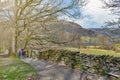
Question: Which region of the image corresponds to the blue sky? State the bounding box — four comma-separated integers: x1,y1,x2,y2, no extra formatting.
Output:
59,0,117,28
1,0,117,28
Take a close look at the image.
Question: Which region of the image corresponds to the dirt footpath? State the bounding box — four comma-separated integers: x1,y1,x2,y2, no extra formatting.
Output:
22,58,105,80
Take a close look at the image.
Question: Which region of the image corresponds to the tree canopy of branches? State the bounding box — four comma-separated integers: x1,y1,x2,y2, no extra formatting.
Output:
102,0,120,29
0,0,84,54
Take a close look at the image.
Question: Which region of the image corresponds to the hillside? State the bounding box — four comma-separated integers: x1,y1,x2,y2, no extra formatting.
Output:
48,20,96,37
89,28,120,43
89,28,120,38
27,20,97,49
27,20,120,49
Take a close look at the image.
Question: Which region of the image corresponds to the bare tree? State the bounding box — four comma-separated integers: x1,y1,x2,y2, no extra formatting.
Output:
25,20,83,50
101,0,120,31
0,0,85,54
0,21,12,53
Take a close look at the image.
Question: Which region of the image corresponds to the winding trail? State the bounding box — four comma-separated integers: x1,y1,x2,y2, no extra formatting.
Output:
22,58,103,80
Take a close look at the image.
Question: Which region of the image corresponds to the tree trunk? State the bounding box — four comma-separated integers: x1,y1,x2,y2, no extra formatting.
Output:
12,30,18,55
12,0,18,55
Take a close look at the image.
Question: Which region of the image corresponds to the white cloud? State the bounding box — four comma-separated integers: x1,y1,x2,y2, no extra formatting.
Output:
76,0,117,28
58,0,117,28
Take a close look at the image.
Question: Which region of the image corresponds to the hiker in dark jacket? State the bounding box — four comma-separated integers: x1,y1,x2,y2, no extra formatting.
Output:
21,49,26,58
18,49,22,58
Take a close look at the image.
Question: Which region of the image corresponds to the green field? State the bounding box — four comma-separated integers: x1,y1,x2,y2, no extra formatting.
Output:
66,47,120,57
0,57,37,80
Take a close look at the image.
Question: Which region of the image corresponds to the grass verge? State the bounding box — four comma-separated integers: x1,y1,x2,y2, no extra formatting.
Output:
0,57,37,80
66,47,120,57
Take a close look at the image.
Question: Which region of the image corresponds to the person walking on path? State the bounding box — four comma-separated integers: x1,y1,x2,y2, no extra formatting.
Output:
21,49,26,58
18,49,22,58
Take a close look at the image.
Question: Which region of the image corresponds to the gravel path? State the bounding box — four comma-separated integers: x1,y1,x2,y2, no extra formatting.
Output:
22,58,103,80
